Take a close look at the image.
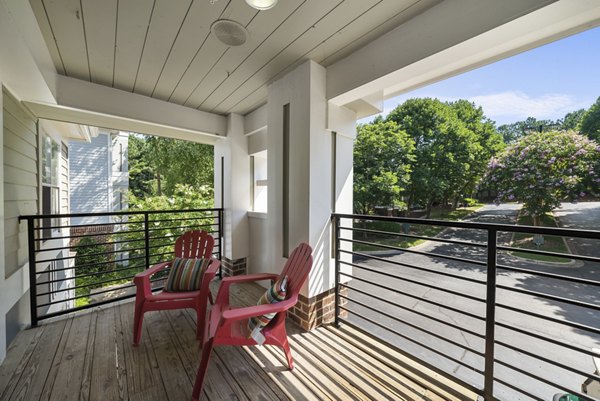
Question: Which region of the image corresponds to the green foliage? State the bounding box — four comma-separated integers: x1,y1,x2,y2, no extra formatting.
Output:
353,121,415,214
497,117,557,143
118,184,215,265
463,198,479,207
128,134,214,197
484,131,600,223
385,98,502,216
579,96,600,141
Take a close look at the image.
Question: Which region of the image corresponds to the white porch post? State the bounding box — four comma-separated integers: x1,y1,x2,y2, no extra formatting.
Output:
266,60,356,330
214,113,250,276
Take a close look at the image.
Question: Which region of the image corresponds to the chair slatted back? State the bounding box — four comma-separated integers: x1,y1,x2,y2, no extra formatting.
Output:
175,230,214,259
280,243,313,297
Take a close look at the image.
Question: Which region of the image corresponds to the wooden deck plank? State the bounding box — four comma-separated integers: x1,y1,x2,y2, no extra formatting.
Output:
79,311,98,401
0,327,45,401
47,313,92,401
90,308,127,401
118,304,167,401
8,318,71,401
143,310,193,401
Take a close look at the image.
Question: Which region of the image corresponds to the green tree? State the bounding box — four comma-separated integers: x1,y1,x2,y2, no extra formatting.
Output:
449,100,505,206
484,131,600,225
386,98,490,217
560,108,586,130
129,135,214,197
497,117,556,143
579,96,600,141
118,184,215,265
353,121,415,214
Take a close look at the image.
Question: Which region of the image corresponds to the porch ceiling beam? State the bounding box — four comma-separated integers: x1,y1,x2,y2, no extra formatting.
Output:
52,75,226,142
0,0,57,103
327,0,600,112
24,101,220,145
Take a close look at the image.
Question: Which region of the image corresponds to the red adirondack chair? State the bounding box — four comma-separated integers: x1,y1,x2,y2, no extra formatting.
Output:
191,242,313,401
132,230,219,345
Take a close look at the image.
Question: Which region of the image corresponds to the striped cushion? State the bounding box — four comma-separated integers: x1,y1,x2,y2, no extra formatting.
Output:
164,258,210,292
248,276,288,333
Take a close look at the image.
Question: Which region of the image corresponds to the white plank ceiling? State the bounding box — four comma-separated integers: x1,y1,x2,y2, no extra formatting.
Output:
29,0,440,116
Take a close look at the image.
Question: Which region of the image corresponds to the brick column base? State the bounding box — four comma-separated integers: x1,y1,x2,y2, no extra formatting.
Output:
288,287,348,331
220,257,247,277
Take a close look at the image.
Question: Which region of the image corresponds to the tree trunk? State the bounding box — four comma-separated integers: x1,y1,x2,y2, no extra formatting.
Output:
532,214,541,226
156,170,162,195
452,197,459,210
425,202,433,219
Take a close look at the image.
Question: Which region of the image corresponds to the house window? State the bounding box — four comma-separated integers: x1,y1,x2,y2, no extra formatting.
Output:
42,135,60,238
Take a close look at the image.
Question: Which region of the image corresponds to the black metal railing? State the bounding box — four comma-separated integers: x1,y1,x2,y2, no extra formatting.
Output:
20,208,223,325
332,213,600,401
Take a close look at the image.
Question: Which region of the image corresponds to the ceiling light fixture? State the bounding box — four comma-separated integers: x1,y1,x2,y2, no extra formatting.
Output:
245,0,278,11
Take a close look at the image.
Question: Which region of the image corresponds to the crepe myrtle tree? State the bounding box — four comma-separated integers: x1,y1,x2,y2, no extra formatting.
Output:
484,131,600,225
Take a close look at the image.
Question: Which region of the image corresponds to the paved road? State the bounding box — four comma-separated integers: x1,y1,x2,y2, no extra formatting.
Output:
346,203,600,401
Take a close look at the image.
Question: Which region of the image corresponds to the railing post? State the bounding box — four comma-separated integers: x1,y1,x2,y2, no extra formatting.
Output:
144,212,150,269
333,215,341,327
483,228,497,401
218,209,224,279
26,217,38,327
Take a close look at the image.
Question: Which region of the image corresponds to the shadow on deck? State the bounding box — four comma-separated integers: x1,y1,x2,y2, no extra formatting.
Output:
0,281,476,401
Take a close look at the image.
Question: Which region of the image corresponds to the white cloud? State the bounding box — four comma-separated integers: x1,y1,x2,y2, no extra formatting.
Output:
358,91,590,125
468,91,583,121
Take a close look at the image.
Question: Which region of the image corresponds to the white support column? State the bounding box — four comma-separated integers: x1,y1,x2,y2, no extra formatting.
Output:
266,60,356,330
0,79,6,363
214,113,250,276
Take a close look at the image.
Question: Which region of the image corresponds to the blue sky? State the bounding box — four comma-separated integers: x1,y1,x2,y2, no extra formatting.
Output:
362,26,600,126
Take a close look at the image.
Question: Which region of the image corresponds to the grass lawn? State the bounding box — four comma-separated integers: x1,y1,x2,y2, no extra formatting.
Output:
353,203,484,252
511,214,571,263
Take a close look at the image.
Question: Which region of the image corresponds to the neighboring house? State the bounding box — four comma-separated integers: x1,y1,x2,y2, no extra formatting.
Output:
2,88,92,349
69,131,128,226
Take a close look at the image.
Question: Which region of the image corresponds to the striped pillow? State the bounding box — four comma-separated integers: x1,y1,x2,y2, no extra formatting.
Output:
248,276,288,334
164,258,210,292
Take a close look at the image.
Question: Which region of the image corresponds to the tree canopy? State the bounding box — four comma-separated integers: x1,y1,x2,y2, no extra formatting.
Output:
384,98,503,216
484,131,600,224
129,135,214,198
353,120,414,214
579,96,600,141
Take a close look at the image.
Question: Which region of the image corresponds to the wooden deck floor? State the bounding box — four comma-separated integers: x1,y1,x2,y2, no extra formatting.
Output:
0,282,476,401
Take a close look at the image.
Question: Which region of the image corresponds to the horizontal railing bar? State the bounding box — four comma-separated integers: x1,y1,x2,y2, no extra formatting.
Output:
339,306,485,374
37,283,136,307
34,228,146,242
336,322,484,398
36,252,145,274
498,245,600,264
148,216,218,224
37,274,138,296
36,293,138,321
344,225,487,248
21,208,223,220
35,265,144,291
32,219,139,231
341,237,487,267
146,224,218,234
36,245,145,264
497,284,600,311
493,377,544,401
495,321,600,359
495,339,600,382
339,265,486,304
496,302,600,335
497,264,600,287
342,296,485,357
332,213,600,240
35,256,145,285
36,237,145,253
342,251,487,285
342,285,484,338
494,358,595,401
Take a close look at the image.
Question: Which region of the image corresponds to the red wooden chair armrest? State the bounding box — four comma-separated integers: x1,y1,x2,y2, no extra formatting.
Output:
133,261,171,298
215,273,280,304
220,296,297,324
